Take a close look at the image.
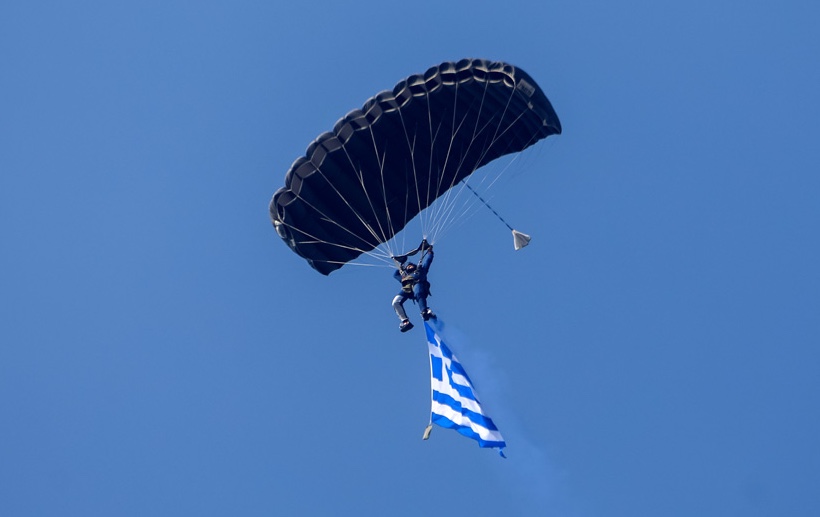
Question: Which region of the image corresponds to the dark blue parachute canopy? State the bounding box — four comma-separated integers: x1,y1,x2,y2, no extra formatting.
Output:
270,58,561,275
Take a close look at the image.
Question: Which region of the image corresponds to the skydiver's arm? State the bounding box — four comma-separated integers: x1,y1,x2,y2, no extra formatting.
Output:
419,247,434,272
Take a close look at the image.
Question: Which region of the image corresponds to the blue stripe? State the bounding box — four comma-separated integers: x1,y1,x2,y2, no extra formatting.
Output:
447,359,473,383
431,414,506,449
444,367,478,401
432,391,499,431
438,340,454,361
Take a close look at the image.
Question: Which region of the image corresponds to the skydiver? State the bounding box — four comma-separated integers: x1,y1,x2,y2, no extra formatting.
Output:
391,239,436,332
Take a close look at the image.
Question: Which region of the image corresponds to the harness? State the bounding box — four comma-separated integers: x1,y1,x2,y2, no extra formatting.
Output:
399,265,431,296
400,271,417,294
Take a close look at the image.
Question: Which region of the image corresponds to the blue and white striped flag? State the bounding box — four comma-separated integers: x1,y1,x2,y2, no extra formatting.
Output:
424,321,506,456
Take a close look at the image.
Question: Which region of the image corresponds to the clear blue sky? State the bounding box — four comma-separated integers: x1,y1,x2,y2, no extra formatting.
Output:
2,2,819,516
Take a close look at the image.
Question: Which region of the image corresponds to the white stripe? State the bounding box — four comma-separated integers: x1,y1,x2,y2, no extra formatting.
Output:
431,401,505,442
430,379,484,414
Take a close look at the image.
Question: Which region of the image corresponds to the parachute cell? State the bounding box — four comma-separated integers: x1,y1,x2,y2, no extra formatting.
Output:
270,58,561,274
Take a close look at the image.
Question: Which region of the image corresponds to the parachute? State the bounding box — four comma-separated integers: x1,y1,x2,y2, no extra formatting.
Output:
270,58,561,275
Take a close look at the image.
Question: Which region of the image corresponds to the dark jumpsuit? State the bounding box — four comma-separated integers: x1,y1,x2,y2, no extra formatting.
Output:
392,248,433,321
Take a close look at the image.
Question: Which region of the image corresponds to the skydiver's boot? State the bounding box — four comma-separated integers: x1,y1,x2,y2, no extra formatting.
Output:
400,319,414,332
421,308,435,321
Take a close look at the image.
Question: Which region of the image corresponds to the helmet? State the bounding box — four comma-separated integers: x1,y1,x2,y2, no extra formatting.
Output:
405,263,417,272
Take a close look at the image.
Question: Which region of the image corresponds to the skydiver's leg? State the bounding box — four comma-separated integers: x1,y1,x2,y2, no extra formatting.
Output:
393,292,415,332
414,284,431,315
392,293,410,321
416,295,428,313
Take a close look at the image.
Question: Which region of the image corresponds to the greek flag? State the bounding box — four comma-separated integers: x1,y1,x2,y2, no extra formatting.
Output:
424,321,506,456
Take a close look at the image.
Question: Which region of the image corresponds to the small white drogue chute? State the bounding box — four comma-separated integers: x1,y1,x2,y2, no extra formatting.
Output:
512,229,531,250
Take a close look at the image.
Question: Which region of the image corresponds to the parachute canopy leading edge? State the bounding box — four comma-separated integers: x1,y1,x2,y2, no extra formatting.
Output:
270,58,562,275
